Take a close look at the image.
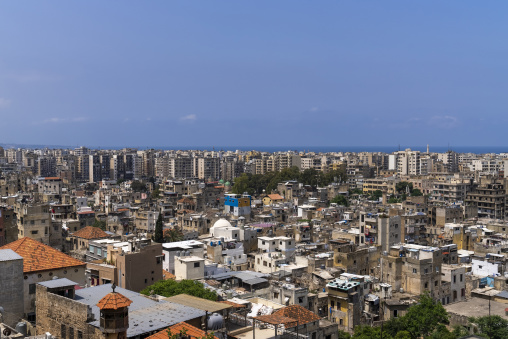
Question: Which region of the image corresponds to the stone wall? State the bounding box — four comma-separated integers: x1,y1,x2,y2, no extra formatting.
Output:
35,284,103,339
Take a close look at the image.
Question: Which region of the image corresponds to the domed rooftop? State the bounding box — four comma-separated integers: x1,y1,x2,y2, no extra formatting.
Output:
210,218,232,236
212,218,232,229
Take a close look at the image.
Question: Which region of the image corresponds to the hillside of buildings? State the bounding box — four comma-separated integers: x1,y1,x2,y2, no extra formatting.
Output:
1,146,508,338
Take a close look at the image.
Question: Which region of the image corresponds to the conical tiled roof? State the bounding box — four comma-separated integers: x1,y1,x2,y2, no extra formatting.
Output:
97,292,133,310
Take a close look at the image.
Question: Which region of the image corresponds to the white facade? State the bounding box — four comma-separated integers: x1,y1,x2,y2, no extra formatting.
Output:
174,256,205,281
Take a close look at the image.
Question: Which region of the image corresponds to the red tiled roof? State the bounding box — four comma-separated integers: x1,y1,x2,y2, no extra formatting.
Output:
272,305,321,326
267,194,284,200
72,226,110,240
97,292,132,310
177,198,195,205
163,269,176,280
0,237,86,273
146,322,219,339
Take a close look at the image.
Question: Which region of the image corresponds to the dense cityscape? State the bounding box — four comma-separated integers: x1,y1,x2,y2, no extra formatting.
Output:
0,145,507,338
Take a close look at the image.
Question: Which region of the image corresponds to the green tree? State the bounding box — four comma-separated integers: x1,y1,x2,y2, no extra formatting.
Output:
411,188,423,196
163,228,184,243
352,325,389,339
469,315,508,339
385,292,449,339
331,194,349,207
396,182,413,194
154,213,164,243
369,190,383,201
152,184,161,199
337,330,351,339
92,218,106,231
141,279,218,301
131,180,146,192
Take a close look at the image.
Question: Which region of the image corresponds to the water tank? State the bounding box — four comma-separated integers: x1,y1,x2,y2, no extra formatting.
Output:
399,288,404,293
210,241,214,247
207,313,224,330
176,251,181,257
220,237,225,243
185,251,191,257
320,264,325,269
15,322,27,336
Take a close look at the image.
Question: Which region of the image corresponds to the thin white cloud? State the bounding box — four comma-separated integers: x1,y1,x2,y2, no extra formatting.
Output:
180,114,197,121
310,107,319,112
7,71,62,84
428,115,459,129
0,98,11,108
35,117,88,125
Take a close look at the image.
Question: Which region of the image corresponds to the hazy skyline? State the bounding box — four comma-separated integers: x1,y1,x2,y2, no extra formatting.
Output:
1,1,507,147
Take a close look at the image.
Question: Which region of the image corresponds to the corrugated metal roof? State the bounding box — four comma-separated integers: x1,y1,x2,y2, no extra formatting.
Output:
0,249,23,261
74,284,206,338
242,277,267,285
38,278,79,288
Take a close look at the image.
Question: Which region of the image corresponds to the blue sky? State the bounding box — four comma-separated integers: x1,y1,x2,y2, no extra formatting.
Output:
1,1,507,148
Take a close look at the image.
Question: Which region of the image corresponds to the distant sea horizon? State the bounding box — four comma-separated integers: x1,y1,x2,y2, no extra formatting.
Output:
2,143,508,154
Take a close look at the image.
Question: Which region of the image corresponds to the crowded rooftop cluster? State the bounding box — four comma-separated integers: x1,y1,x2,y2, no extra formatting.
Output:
1,146,508,338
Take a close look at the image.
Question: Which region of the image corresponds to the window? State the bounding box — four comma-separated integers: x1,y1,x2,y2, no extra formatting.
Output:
61,325,66,339
29,284,36,294
460,274,463,282
453,275,456,283
298,297,304,303
435,281,438,286
97,248,102,256
31,230,38,235
89,245,94,253
413,268,417,274
69,327,74,339
77,331,83,339
330,300,334,308
424,282,428,289
393,310,398,317
194,262,200,268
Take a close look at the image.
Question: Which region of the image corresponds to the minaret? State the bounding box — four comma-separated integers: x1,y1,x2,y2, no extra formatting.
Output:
427,144,429,154
97,284,133,339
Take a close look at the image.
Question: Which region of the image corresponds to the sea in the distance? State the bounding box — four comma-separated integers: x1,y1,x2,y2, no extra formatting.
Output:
2,143,508,154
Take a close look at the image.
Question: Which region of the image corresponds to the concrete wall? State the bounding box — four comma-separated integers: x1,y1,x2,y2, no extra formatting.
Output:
0,256,24,326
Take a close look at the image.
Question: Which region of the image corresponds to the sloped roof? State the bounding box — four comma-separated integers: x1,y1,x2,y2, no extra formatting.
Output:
72,226,110,240
0,237,86,273
146,322,218,339
272,305,321,326
97,292,133,310
267,194,284,200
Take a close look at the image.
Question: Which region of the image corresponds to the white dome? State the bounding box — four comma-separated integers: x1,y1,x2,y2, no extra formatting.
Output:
210,218,232,236
212,218,232,229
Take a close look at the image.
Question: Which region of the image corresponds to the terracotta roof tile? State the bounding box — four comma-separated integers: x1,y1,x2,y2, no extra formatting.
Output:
146,322,218,339
72,226,110,240
163,269,176,280
177,198,195,205
97,292,133,310
267,194,284,200
0,237,86,273
272,305,321,326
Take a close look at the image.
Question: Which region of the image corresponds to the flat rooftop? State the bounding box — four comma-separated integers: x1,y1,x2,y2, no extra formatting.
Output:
444,297,508,320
